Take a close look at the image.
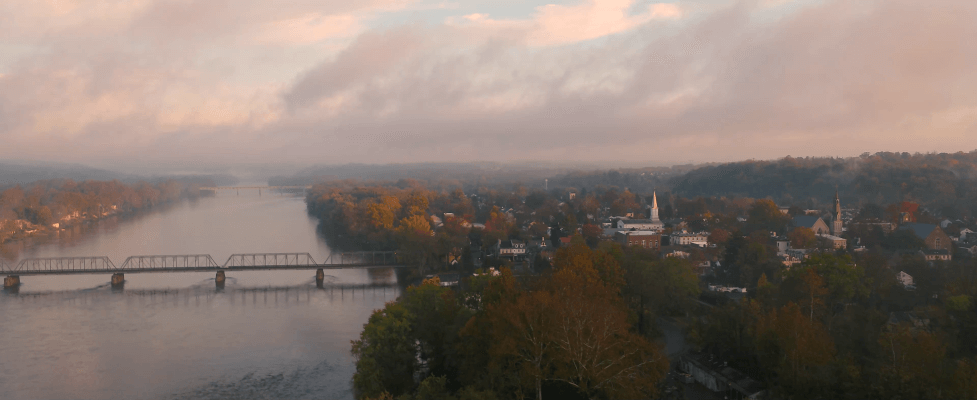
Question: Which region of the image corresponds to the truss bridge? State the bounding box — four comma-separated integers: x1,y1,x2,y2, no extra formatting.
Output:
2,252,403,290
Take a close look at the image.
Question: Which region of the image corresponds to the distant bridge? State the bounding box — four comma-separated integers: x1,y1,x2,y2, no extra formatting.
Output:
2,252,404,289
199,186,312,195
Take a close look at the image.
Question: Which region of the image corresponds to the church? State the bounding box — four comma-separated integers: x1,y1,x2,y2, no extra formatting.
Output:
615,191,664,231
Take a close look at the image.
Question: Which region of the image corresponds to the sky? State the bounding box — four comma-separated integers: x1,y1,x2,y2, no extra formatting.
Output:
0,0,975,172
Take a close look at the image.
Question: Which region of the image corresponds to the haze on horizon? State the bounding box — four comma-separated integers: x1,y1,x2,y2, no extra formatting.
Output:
1,0,975,172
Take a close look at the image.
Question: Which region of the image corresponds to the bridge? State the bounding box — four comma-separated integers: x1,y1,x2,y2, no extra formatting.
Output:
1,252,403,290
199,186,312,196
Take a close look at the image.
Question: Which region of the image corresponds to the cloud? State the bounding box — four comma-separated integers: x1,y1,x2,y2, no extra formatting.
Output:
274,0,977,164
448,0,683,46
1,0,976,168
254,13,363,45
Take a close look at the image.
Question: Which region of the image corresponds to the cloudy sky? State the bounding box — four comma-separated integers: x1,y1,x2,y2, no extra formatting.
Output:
1,0,975,171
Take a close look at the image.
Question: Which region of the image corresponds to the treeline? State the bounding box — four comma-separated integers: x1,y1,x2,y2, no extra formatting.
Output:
671,151,977,216
305,180,668,269
271,162,578,188
0,177,215,243
351,241,700,400
696,250,977,399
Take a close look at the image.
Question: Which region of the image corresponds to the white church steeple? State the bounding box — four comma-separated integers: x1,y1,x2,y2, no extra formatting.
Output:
650,191,660,222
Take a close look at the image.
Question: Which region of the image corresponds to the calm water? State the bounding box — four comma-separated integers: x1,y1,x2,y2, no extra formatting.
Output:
0,190,399,400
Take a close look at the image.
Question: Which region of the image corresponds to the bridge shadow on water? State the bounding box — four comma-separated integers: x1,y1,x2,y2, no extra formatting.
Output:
1,281,401,308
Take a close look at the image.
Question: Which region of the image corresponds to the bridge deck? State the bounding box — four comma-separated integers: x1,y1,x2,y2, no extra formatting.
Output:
2,252,405,276
4,264,406,275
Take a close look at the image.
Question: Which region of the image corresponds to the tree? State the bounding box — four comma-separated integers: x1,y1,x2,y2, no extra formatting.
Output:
351,302,418,399
754,302,836,391
709,228,730,245
485,286,555,400
878,324,948,399
402,279,471,382
748,199,789,233
788,227,817,249
368,196,401,230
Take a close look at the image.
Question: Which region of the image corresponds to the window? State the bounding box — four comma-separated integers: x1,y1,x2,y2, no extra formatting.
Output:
936,238,941,248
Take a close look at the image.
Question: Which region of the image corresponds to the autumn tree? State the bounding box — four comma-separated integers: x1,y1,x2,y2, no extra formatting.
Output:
754,302,836,392
788,227,817,249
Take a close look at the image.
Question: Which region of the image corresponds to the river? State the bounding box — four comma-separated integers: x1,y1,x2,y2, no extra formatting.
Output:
0,189,400,400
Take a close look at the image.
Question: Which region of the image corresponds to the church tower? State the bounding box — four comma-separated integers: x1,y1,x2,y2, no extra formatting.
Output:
650,191,660,222
832,191,843,235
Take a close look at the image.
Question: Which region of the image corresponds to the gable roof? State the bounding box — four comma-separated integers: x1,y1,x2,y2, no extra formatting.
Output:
792,215,823,229
899,223,937,239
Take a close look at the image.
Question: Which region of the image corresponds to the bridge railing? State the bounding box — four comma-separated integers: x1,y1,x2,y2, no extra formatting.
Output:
222,253,318,268
119,255,221,270
1,252,405,275
12,257,118,273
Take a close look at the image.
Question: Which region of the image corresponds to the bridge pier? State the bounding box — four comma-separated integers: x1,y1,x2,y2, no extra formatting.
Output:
215,270,226,289
111,273,125,287
316,268,325,288
4,275,20,288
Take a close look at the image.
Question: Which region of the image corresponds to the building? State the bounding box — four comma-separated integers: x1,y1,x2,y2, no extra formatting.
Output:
921,249,951,261
818,234,847,250
792,215,831,235
899,223,953,255
670,231,710,246
615,231,661,249
681,354,766,400
780,253,802,268
896,271,915,290
665,250,690,259
832,191,844,235
496,239,527,259
616,219,663,231
617,191,665,231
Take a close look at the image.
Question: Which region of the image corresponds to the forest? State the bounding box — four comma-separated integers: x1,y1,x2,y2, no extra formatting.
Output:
0,177,215,244
351,241,699,400
305,172,977,399
670,151,977,215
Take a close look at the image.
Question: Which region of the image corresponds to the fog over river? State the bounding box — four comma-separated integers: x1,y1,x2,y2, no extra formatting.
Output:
0,189,399,400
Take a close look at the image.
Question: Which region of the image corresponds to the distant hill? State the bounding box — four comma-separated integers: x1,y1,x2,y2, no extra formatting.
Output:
269,162,596,188
0,161,240,188
0,161,132,187
669,151,977,216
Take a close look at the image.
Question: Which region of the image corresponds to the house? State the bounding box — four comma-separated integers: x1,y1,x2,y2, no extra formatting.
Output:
896,271,915,290
899,223,953,255
775,237,790,254
615,231,661,249
680,354,766,400
818,234,847,250
670,231,710,246
497,239,527,259
920,249,951,262
792,215,831,235
616,219,663,231
960,228,975,241
780,253,802,268
665,250,690,259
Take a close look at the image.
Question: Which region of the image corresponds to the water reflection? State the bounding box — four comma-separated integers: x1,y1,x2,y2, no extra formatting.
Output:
0,280,401,400
0,192,403,400
5,282,399,309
